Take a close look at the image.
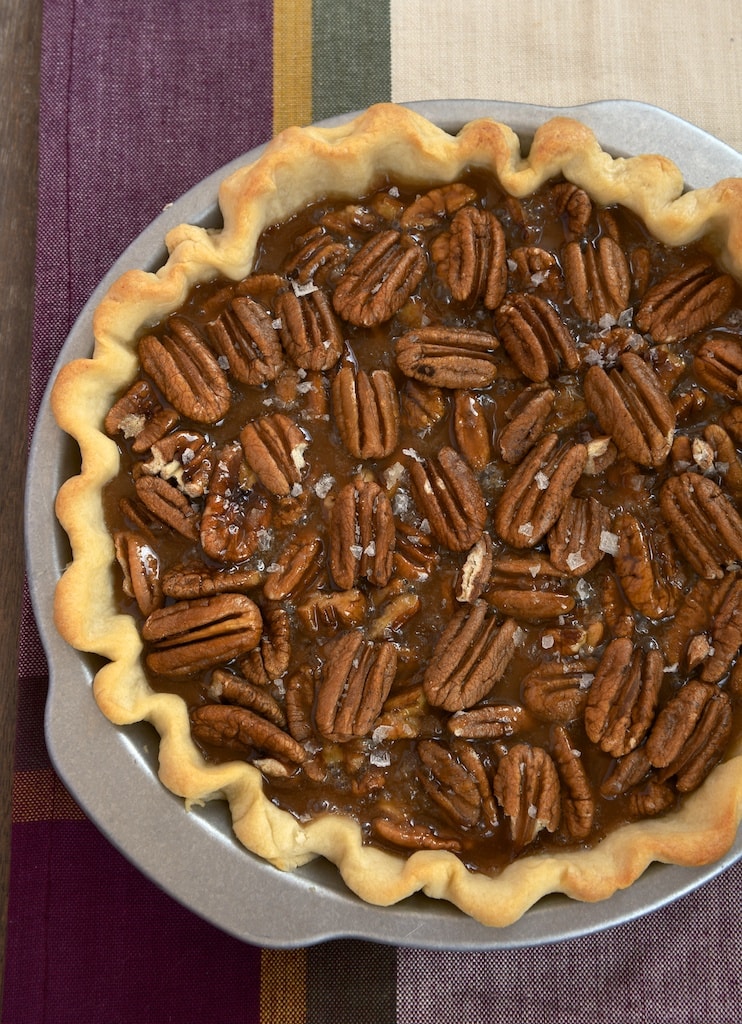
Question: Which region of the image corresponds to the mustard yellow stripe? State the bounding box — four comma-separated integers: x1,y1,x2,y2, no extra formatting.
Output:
272,0,313,135
260,948,308,1024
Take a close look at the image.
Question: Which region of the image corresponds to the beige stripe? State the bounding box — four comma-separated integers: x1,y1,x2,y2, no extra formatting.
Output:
260,948,308,1024
273,0,313,135
389,0,742,152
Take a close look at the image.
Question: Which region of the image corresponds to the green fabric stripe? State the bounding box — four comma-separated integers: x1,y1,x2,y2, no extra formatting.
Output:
307,939,397,1023
311,0,392,121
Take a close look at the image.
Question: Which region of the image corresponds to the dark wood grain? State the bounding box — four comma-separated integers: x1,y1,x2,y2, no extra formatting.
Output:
0,0,42,1010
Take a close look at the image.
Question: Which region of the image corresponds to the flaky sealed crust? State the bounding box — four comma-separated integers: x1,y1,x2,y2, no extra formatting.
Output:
53,103,742,927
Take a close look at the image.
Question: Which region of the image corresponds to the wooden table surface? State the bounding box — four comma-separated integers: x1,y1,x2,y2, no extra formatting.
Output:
0,0,42,1011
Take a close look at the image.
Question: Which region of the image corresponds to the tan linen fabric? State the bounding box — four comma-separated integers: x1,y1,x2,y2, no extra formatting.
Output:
390,0,742,152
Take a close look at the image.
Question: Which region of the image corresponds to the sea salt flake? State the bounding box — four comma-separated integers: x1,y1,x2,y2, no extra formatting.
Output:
402,447,424,463
383,462,405,489
575,578,591,601
271,318,282,330
598,313,617,332
349,544,363,559
314,473,335,499
217,355,230,370
527,803,538,819
418,518,431,534
370,750,391,768
291,279,318,297
256,527,273,551
290,482,303,497
518,522,534,537
566,551,586,571
513,626,527,647
372,725,392,743
664,663,679,673
541,634,555,650
599,530,620,555
388,185,400,198
364,542,376,557
535,471,550,490
265,562,282,573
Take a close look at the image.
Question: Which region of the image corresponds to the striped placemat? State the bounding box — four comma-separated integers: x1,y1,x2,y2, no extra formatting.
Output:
7,2,742,1022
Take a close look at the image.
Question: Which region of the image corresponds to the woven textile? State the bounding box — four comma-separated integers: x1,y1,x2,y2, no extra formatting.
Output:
6,2,742,1021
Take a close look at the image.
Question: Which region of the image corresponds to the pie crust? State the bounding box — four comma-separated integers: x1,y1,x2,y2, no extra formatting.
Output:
52,103,742,927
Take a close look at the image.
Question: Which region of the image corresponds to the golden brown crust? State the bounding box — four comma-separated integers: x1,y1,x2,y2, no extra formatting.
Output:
52,102,742,927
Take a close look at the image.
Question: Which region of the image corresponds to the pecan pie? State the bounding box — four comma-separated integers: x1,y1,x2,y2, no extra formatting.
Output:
52,104,742,927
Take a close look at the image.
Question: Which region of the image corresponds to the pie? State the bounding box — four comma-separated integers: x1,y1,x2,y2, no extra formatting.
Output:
52,103,742,927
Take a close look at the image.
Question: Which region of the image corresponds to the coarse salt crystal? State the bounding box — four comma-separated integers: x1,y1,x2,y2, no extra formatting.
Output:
518,522,534,537
290,482,303,497
370,750,391,768
290,279,318,297
314,473,335,499
541,634,555,650
566,551,586,571
271,318,282,330
535,471,550,490
402,447,424,462
575,578,591,600
598,530,619,555
349,544,363,559
364,542,376,557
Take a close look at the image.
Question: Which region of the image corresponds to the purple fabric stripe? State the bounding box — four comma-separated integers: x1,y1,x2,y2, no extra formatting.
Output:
5,822,262,1024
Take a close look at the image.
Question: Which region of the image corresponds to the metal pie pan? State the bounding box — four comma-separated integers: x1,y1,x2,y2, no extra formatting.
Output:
26,99,742,949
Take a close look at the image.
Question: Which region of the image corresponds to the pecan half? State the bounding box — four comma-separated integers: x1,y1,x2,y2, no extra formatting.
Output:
547,496,610,576
208,666,286,727
328,479,396,589
113,531,163,617
331,364,400,459
315,631,397,741
275,287,344,371
295,589,367,635
423,601,519,711
700,574,742,683
431,205,507,308
142,429,215,499
492,433,587,548
239,605,291,686
446,703,526,740
133,476,200,541
492,743,560,849
104,379,179,454
660,472,742,578
584,638,664,757
399,379,447,431
552,183,592,239
551,725,594,840
634,259,736,343
161,561,262,599
646,681,733,792
407,446,487,552
611,512,681,620
206,296,285,385
583,352,675,467
452,390,492,472
495,292,579,382
393,521,439,580
508,246,562,294
332,230,426,326
693,335,742,400
563,236,631,323
521,660,595,723
498,386,555,464
455,532,494,604
416,740,490,828
200,442,272,563
190,704,306,765
400,182,478,230
369,817,461,853
143,593,262,678
283,226,347,284
395,325,500,389
240,413,308,497
262,527,324,601
138,315,231,423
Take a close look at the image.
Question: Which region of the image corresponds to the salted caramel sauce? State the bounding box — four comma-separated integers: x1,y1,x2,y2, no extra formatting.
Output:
103,171,742,873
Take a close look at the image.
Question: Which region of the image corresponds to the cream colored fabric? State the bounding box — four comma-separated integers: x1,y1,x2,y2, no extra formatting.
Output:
390,0,742,152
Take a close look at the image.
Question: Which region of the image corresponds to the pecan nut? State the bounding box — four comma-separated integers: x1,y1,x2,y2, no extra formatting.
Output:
262,527,324,601
583,352,676,467
295,588,367,635
693,335,742,400
611,512,681,620
200,442,272,563
417,739,493,828
551,724,594,840
142,429,215,498
275,286,344,371
113,531,163,617
423,601,520,711
431,205,507,308
547,496,610,576
646,681,733,792
634,259,736,343
332,229,426,326
452,390,492,472
446,703,526,740
142,593,262,678
315,631,397,741
395,325,500,390
495,292,579,382
407,446,487,552
455,532,494,604
521,660,596,723
206,296,285,384
331,364,400,459
400,182,478,230
699,574,742,684
208,666,286,727
104,379,179,454
240,413,308,497
660,472,742,578
492,743,561,849
498,386,555,465
492,433,587,548
138,315,231,423
584,638,664,757
562,236,631,322
190,703,306,765
161,561,262,599
328,479,396,589
239,605,292,686
133,475,200,541
399,379,447,431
